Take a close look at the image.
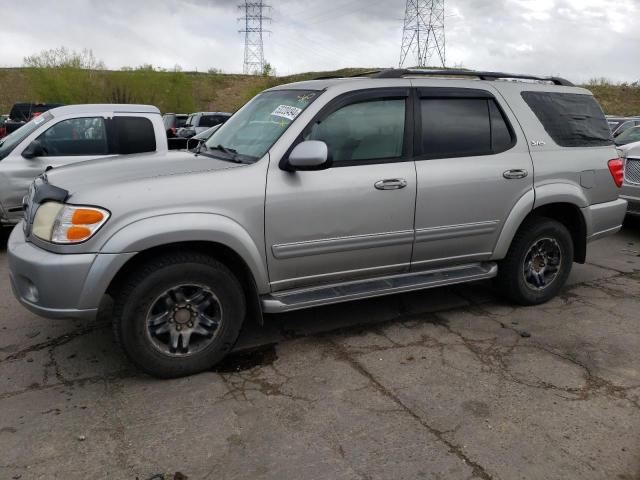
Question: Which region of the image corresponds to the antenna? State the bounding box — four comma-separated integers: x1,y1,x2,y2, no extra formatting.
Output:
238,1,271,75
399,0,446,68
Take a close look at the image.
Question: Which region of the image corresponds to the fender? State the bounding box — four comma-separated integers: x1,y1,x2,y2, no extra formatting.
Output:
99,213,270,293
492,183,589,259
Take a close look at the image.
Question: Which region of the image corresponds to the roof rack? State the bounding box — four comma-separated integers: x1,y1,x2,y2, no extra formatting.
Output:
369,69,574,86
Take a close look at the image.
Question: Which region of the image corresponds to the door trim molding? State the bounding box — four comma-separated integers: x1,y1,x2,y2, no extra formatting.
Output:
272,229,415,260
415,220,499,244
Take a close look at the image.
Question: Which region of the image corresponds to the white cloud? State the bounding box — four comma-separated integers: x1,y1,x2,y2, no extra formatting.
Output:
0,0,637,83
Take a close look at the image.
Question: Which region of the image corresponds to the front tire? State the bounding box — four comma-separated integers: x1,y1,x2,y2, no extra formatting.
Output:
112,252,246,378
496,217,574,305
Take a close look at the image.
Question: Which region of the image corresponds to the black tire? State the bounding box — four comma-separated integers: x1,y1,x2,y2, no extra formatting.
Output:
496,217,574,305
112,252,246,378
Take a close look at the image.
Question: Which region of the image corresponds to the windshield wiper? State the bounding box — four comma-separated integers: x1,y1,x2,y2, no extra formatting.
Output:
203,144,249,164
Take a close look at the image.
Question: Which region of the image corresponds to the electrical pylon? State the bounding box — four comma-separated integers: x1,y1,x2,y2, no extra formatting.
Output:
399,0,446,68
238,1,271,75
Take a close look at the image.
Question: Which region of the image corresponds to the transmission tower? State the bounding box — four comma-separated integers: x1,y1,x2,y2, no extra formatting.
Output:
238,1,271,75
399,0,446,68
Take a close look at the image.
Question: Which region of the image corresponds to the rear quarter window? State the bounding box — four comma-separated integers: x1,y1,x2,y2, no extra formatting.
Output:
113,116,156,154
521,91,613,147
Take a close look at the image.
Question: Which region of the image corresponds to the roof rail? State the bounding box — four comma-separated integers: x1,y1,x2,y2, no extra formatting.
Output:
369,69,574,86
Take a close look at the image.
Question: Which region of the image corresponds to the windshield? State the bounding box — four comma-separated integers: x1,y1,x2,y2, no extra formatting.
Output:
204,89,320,162
0,111,53,161
615,126,640,145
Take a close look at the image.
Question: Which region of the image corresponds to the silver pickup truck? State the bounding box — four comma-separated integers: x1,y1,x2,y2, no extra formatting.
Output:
8,69,627,378
0,104,167,225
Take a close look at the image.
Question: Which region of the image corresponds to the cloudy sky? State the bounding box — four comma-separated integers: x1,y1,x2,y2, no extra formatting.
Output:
0,0,638,83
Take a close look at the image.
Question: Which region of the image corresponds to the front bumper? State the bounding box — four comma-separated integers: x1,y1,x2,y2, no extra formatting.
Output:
7,224,134,320
621,183,640,216
583,198,628,242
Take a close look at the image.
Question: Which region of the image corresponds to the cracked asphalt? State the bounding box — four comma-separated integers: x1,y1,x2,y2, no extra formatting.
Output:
1,220,639,480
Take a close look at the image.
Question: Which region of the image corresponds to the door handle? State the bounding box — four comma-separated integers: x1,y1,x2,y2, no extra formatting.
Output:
374,178,408,190
503,169,528,180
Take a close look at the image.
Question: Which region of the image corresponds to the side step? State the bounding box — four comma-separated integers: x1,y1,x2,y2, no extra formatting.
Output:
261,262,498,313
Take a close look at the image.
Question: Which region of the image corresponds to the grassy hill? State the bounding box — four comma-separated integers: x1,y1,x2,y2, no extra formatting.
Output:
1,67,638,116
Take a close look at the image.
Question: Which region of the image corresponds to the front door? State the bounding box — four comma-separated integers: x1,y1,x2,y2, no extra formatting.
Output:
265,88,417,292
1,115,109,222
411,86,534,269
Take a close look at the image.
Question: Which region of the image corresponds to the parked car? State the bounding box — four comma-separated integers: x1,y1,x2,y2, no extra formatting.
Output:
163,113,189,150
177,112,231,138
186,124,223,150
8,69,627,378
610,117,640,137
4,103,64,135
0,114,8,139
621,144,640,216
0,104,167,225
614,125,640,146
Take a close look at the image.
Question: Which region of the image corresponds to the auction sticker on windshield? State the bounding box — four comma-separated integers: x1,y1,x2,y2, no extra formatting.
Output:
271,105,302,121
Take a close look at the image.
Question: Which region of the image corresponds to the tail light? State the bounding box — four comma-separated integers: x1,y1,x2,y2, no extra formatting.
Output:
170,127,177,135
608,158,624,187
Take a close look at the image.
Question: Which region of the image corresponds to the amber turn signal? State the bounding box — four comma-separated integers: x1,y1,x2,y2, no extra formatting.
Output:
66,226,92,241
72,209,105,225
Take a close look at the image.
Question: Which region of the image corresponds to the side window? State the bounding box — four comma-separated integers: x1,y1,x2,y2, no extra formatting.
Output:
420,98,513,159
521,91,612,147
199,115,222,128
113,116,156,154
38,117,107,156
306,99,406,163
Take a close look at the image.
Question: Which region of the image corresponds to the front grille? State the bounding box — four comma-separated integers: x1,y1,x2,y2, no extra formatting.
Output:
625,158,640,184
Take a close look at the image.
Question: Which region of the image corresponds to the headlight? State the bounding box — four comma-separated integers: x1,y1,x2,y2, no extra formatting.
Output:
32,202,110,244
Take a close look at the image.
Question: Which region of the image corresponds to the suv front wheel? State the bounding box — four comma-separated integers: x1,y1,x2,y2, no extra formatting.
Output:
112,252,246,378
497,217,574,305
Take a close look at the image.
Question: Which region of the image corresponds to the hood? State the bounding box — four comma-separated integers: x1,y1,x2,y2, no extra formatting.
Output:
44,150,242,193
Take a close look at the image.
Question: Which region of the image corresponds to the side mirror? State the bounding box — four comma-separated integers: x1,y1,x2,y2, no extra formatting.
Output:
22,140,44,159
282,140,331,171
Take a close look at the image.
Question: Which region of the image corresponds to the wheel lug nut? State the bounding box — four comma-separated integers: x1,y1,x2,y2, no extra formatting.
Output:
188,322,193,328
176,325,182,331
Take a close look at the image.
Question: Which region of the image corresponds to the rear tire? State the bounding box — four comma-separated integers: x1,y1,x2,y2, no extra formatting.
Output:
112,252,246,378
496,217,574,305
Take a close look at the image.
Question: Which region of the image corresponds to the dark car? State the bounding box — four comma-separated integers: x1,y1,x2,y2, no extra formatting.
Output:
4,103,64,135
0,114,8,139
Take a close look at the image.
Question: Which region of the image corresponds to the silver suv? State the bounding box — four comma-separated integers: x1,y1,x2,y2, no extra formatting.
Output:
8,69,627,378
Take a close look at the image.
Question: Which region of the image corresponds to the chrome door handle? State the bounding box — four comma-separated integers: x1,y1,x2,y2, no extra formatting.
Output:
374,179,408,190
503,169,528,180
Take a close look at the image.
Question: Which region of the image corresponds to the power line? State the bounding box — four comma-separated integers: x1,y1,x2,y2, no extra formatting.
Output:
238,1,271,75
399,0,446,68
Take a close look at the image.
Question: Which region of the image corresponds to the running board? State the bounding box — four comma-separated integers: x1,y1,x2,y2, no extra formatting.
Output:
261,262,497,313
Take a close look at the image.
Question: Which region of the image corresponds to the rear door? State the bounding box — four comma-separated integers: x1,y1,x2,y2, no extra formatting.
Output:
411,85,534,269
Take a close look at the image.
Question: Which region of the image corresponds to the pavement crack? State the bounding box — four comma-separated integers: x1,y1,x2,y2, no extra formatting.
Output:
326,338,493,480
0,323,109,364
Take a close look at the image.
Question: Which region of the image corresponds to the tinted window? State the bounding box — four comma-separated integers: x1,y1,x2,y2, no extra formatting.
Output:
176,116,188,128
199,115,224,128
521,91,612,147
306,99,405,163
420,98,514,159
113,116,156,154
489,101,513,152
38,117,107,156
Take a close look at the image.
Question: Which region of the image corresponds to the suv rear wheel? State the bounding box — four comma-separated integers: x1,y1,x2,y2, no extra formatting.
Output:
113,252,246,378
497,217,574,305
